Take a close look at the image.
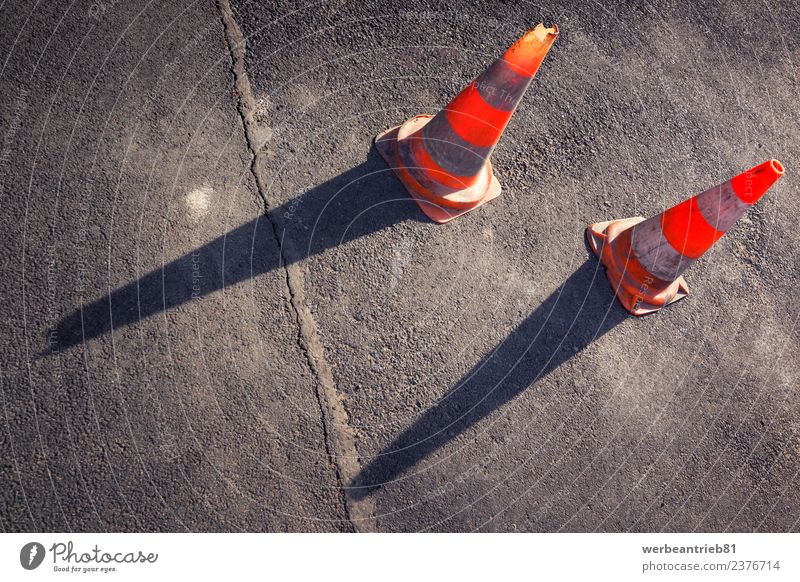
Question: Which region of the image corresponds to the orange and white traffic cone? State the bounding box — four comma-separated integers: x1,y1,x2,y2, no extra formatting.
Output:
375,24,558,223
587,159,785,316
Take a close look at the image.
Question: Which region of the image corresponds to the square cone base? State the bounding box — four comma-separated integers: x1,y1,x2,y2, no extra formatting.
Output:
374,122,501,224
586,217,689,316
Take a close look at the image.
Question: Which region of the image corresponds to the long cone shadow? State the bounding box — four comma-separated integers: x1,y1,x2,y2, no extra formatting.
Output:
349,258,629,500
50,147,426,352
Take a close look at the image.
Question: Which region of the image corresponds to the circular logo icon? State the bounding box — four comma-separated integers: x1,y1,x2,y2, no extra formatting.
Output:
20,542,46,570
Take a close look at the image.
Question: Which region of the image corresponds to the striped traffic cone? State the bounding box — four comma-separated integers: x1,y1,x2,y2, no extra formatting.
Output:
375,23,558,223
586,160,784,315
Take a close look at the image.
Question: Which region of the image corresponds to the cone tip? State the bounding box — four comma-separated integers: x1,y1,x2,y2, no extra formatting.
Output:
770,159,784,176
732,159,784,203
531,22,559,41
504,23,558,77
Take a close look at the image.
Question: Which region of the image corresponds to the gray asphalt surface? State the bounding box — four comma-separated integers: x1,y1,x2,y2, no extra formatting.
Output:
1,0,348,532
2,0,799,532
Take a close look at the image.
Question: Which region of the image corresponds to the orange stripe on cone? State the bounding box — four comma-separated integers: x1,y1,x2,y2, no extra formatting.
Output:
445,84,513,148
661,196,725,259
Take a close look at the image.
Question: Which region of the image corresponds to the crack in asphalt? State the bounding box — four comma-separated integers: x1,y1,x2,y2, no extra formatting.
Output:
215,0,376,532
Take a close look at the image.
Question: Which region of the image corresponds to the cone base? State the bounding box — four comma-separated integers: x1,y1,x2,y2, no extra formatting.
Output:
587,217,689,316
374,115,501,224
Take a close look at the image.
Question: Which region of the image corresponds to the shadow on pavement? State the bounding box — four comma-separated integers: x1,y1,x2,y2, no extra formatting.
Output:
349,258,629,500
49,147,425,352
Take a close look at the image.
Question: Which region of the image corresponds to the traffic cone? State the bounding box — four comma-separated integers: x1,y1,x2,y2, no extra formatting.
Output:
375,24,558,223
586,160,784,315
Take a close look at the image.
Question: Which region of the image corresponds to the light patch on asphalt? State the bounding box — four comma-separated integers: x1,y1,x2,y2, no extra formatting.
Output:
254,96,274,145
185,186,213,219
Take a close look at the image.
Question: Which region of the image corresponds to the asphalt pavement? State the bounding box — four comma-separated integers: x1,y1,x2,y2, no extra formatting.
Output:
2,0,799,532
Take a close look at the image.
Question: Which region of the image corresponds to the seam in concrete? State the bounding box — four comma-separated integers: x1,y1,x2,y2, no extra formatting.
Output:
215,0,376,532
